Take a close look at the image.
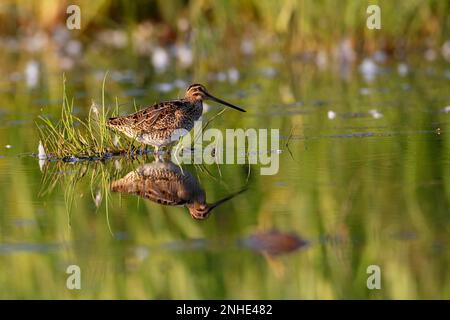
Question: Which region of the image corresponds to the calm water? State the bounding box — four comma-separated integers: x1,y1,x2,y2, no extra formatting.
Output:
0,48,449,299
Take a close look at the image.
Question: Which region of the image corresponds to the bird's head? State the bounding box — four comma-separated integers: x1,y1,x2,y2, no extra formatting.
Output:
184,83,246,112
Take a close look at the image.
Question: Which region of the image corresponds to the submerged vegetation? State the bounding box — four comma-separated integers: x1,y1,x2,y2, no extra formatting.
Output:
0,0,450,300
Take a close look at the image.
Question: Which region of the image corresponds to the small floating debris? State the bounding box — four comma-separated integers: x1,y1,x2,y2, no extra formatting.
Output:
360,87,372,95
94,189,102,208
441,106,450,113
316,50,328,69
397,63,409,76
173,79,187,89
372,50,387,63
442,40,450,61
241,230,308,256
359,58,378,81
215,72,227,82
154,82,173,93
336,38,356,64
25,60,39,89
260,67,277,78
152,47,170,73
425,48,437,62
5,144,12,149
227,68,240,83
175,45,193,68
38,141,47,171
240,39,254,55
327,110,337,119
369,109,383,119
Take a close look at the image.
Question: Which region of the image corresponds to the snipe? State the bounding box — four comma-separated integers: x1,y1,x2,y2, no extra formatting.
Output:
107,84,245,153
111,160,246,220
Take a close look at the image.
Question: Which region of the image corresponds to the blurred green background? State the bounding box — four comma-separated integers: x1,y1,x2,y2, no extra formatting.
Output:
0,0,449,299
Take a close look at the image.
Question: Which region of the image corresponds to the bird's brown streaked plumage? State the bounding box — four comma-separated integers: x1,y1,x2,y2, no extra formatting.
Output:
111,160,246,220
107,84,246,150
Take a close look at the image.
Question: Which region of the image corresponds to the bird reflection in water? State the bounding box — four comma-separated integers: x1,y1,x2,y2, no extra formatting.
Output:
111,160,246,220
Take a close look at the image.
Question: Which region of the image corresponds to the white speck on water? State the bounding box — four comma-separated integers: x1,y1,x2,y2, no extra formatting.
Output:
397,63,409,76
155,82,173,93
59,56,75,70
94,190,102,208
53,26,71,45
360,88,372,95
227,68,240,83
328,110,337,119
152,47,170,73
38,140,47,172
442,41,450,61
25,31,48,52
359,58,378,81
135,246,149,261
369,109,383,119
176,45,193,68
216,72,227,82
316,50,328,69
425,48,437,62
5,145,12,149
442,106,450,113
336,38,356,64
373,50,387,63
98,29,127,48
25,60,39,89
173,79,187,88
240,39,254,55
260,67,277,78
38,141,46,160
39,158,46,172
177,18,190,32
66,40,82,57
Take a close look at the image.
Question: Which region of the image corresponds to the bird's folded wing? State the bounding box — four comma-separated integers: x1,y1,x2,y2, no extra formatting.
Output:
130,101,184,132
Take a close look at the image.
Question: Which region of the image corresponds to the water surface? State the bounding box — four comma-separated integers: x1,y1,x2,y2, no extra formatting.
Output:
0,49,449,299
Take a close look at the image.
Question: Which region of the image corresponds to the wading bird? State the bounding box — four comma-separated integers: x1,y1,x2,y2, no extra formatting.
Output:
107,84,245,154
111,160,246,220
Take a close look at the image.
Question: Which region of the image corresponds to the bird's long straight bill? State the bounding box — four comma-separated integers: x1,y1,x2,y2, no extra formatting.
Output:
206,93,246,112
209,188,248,210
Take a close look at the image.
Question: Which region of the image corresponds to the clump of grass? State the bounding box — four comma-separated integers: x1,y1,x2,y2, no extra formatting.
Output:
37,74,135,160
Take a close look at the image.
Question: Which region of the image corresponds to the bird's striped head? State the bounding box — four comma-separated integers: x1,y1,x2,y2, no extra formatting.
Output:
184,83,246,112
185,83,207,101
